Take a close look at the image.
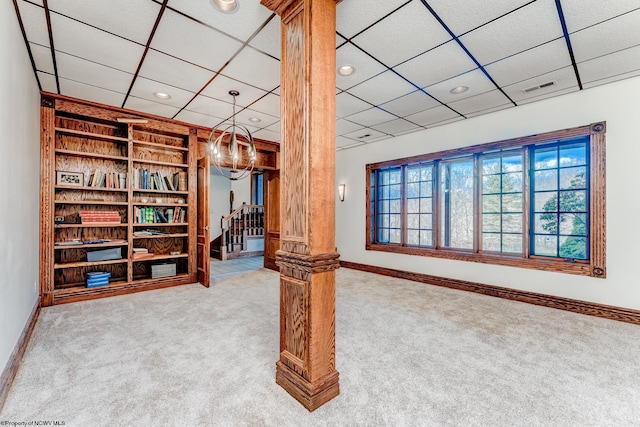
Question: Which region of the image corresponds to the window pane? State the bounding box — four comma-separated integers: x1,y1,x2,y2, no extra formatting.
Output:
503,154,523,172
559,236,587,259
420,182,432,197
560,144,587,167
483,214,501,232
534,191,557,212
420,230,433,246
440,160,474,249
560,166,587,190
483,233,501,251
502,193,522,213
407,214,419,229
390,200,401,213
503,172,523,192
534,170,558,191
420,214,433,229
483,195,501,213
407,230,419,245
560,190,586,212
390,229,401,243
482,158,500,174
534,235,558,257
503,234,523,254
407,199,419,213
407,183,419,198
420,198,432,213
535,213,557,234
535,146,558,169
421,167,432,181
502,213,522,233
560,213,587,236
482,175,500,194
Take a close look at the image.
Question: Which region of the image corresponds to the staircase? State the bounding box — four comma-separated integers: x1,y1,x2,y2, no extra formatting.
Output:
211,203,264,261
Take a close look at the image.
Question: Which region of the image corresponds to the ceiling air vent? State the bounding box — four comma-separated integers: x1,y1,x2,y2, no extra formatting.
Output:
522,81,556,93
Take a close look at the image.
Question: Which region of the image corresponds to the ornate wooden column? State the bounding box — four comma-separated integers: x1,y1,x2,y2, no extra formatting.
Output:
260,0,341,411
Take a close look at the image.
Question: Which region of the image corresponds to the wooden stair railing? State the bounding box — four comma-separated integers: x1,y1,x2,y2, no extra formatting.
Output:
220,203,264,260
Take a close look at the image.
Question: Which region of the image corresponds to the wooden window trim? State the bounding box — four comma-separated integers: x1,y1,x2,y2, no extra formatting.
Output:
365,122,606,278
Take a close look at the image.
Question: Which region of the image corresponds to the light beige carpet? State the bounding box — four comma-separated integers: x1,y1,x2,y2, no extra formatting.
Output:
2,268,640,426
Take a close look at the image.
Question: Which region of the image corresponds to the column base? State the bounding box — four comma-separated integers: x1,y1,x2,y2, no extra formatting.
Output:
276,361,340,411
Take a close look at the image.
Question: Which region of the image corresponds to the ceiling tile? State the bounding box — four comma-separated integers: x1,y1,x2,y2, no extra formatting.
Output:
30,42,54,74
502,66,578,103
17,1,49,46
60,77,125,108
336,119,365,136
184,94,230,120
424,69,499,105
129,77,196,108
253,129,280,143
233,108,279,129
404,105,460,127
336,0,409,39
446,89,513,116
248,14,281,59
47,0,160,44
352,1,451,68
466,103,514,118
484,38,572,87
427,0,533,36
139,49,215,93
343,128,388,143
265,121,280,132
336,43,387,90
51,14,145,73
220,47,280,92
174,110,217,128
168,0,274,43
37,71,57,93
578,44,640,86
336,92,372,118
459,0,563,66
151,9,242,71
347,71,416,106
570,9,640,63
344,107,397,127
246,93,280,117
379,90,440,117
124,96,181,118
56,51,133,94
370,118,422,135
393,41,476,89
201,74,268,108
562,0,640,33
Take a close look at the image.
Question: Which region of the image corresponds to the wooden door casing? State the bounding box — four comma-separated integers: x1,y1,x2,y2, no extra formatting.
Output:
264,170,280,271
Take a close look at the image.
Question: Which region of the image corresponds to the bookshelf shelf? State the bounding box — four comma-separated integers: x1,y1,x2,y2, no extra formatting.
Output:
55,200,129,206
132,233,189,239
54,241,129,250
55,149,128,162
132,140,189,152
55,223,127,228
132,158,188,168
131,253,189,263
41,96,197,306
55,127,128,143
54,259,128,269
55,185,129,193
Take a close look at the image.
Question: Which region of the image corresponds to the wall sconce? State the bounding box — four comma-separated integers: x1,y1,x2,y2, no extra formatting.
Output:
338,184,346,202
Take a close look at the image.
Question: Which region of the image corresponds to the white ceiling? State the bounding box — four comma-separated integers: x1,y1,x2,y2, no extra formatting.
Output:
13,0,640,150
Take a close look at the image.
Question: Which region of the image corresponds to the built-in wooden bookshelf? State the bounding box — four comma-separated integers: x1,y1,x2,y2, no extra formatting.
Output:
40,95,197,306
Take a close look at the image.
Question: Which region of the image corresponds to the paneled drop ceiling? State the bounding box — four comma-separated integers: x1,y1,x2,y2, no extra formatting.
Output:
13,0,640,150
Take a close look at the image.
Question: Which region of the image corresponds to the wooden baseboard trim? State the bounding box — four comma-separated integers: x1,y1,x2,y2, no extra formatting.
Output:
0,297,41,412
340,261,640,325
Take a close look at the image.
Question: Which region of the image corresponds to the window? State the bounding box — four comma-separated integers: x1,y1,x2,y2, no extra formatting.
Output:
366,123,606,278
251,172,264,205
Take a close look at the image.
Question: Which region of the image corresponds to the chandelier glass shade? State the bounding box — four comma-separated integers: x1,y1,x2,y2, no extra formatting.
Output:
208,90,257,181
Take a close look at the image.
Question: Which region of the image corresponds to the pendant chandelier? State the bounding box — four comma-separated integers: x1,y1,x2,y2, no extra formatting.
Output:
208,90,257,181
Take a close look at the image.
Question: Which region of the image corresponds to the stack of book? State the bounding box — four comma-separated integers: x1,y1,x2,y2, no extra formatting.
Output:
151,262,176,279
134,207,185,224
132,247,154,260
79,210,120,224
133,169,184,191
88,170,127,189
86,271,110,288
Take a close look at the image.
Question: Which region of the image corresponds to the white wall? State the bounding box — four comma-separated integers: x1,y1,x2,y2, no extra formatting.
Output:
209,170,231,240
336,76,640,311
0,3,41,374
231,176,252,207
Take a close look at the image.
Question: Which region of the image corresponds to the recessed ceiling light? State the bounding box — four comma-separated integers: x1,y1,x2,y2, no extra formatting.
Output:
338,65,355,76
249,117,261,123
450,86,469,94
210,0,239,13
153,92,171,100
